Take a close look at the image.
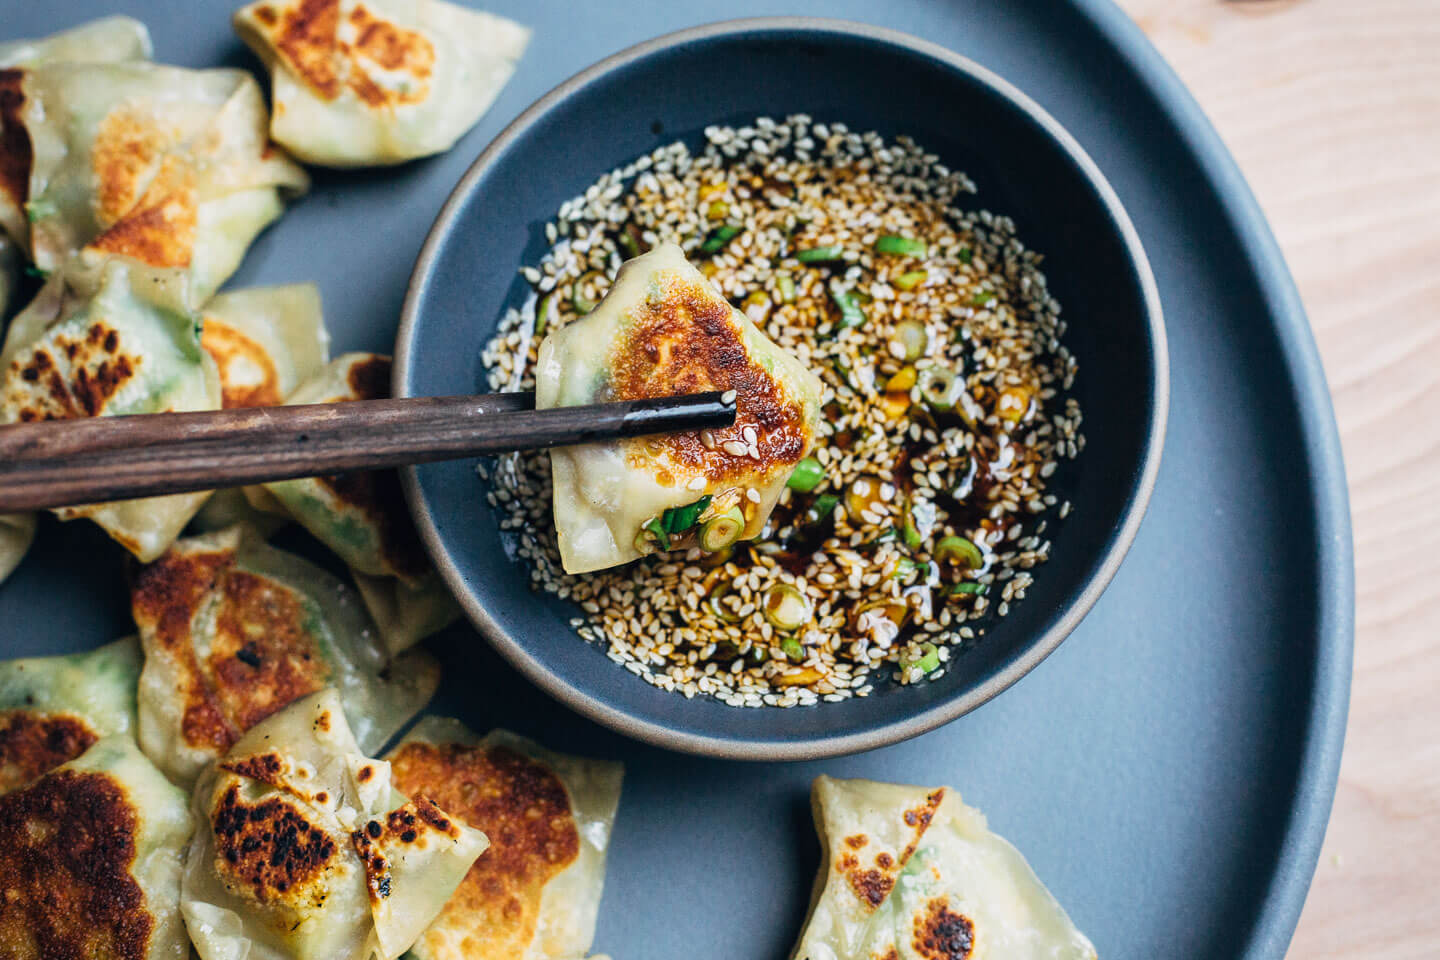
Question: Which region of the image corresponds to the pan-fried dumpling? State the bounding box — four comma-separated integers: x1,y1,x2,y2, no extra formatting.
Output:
203,282,329,409
0,636,141,794
0,263,221,560
792,776,1098,960
0,734,193,960
0,512,35,584
0,61,307,307
386,717,624,960
0,15,152,69
261,352,460,650
191,282,330,536
536,242,825,574
130,525,440,788
233,0,530,167
183,689,488,960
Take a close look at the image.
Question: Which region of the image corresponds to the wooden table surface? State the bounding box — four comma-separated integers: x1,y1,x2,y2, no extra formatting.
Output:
1114,0,1439,956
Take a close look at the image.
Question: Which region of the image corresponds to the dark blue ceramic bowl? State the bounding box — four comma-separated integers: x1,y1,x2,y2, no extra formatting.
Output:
396,18,1167,759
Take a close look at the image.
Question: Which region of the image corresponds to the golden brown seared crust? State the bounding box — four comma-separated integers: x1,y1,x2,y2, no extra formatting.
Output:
837,788,945,913
912,898,975,960
133,544,333,759
610,274,809,482
389,741,579,956
207,569,330,732
350,796,461,906
7,320,140,423
212,780,337,908
89,111,197,268
203,319,284,408
260,0,435,108
0,769,151,960
131,545,240,755
0,711,99,795
0,69,30,218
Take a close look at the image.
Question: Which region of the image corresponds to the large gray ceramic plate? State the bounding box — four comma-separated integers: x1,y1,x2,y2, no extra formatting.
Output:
0,2,1351,959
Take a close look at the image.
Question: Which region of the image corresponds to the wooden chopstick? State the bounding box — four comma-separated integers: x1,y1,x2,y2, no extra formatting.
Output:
0,391,736,512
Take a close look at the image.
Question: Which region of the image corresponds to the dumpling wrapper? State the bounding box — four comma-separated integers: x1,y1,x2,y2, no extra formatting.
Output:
0,636,141,794
190,282,330,536
0,60,307,307
233,0,530,167
0,15,152,69
0,511,34,584
536,242,824,574
130,525,440,788
386,717,624,960
0,263,221,560
183,689,488,960
262,352,460,650
0,734,193,960
792,776,1098,960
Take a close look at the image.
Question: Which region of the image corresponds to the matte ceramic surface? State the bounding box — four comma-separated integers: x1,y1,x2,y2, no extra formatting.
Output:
0,3,1351,960
400,21,1167,759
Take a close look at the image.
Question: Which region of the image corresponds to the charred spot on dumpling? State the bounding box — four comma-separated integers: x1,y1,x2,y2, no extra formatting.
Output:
5,321,143,423
0,710,99,795
841,792,941,911
0,69,30,218
389,741,579,954
207,569,331,732
345,354,390,401
0,770,151,960
904,789,946,828
845,834,869,849
847,866,895,910
875,949,901,960
912,898,975,960
609,270,809,482
315,467,430,579
212,781,337,908
202,319,284,408
131,545,240,754
219,750,286,786
351,796,460,907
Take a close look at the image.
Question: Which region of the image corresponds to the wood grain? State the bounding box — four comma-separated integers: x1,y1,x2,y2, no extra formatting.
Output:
1115,0,1440,956
0,392,735,511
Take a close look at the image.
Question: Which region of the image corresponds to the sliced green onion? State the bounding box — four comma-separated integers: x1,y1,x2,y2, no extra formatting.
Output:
572,270,604,313
892,557,928,579
935,536,984,570
786,456,824,492
950,581,987,596
796,245,845,264
780,635,806,662
875,234,927,257
633,528,659,556
699,507,745,552
958,245,973,264
857,527,899,551
901,517,923,550
764,584,811,632
905,642,942,675
700,223,742,254
918,367,963,411
533,292,557,336
661,495,712,534
775,273,796,303
618,229,640,259
708,585,743,623
23,266,48,280
808,493,840,523
970,289,996,306
829,282,866,329
892,320,928,361
643,517,668,546
893,270,928,291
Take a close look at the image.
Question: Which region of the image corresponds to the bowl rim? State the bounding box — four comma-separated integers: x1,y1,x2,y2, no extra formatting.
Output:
395,15,1170,760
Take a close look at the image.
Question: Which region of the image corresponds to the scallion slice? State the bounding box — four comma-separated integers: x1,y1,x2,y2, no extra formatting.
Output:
875,234,927,257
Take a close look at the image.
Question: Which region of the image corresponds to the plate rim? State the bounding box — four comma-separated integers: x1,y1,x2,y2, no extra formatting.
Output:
396,15,1170,759
1066,1,1355,956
